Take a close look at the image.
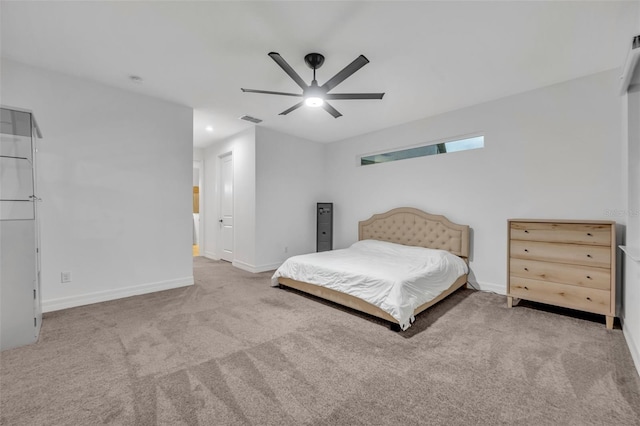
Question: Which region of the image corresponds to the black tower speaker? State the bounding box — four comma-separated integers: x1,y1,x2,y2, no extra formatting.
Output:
317,203,333,252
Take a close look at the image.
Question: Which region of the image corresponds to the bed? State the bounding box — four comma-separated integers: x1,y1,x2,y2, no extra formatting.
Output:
272,207,470,330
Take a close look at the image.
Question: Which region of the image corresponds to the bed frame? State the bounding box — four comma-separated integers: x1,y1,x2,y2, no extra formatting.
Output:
277,207,470,330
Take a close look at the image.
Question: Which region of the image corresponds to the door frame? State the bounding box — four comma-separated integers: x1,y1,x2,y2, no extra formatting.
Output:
193,160,204,256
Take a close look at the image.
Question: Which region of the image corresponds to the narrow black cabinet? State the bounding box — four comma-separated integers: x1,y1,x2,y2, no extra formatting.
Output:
317,203,333,252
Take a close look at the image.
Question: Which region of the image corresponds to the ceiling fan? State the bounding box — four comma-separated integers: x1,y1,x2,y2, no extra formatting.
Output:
241,52,385,118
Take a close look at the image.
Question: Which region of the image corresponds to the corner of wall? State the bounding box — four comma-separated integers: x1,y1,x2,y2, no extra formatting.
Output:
468,280,506,295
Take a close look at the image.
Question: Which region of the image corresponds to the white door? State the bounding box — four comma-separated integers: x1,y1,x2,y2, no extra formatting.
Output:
219,153,233,262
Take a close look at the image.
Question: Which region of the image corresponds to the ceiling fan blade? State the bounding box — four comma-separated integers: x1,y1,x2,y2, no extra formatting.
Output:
321,55,369,92
241,88,302,97
279,101,304,116
268,52,308,91
325,93,385,100
322,102,342,118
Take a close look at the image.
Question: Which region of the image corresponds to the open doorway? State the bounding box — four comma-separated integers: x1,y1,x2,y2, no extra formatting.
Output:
193,161,203,257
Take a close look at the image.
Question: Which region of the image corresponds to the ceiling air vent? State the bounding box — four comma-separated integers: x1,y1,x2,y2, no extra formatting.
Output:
239,115,262,124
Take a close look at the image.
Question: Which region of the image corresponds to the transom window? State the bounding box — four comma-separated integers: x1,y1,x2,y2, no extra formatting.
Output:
360,135,484,166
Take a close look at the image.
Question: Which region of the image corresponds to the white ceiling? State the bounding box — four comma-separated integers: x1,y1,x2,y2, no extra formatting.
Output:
2,1,638,147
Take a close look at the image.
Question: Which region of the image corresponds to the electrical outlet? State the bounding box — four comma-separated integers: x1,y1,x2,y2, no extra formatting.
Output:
61,271,72,283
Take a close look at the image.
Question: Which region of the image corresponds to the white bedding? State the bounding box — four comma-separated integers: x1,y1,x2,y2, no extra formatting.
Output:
271,239,468,330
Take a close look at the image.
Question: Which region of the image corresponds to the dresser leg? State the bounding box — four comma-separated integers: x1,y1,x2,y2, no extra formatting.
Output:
507,296,513,308
606,316,614,330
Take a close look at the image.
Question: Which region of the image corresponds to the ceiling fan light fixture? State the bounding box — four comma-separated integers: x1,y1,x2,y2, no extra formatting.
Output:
304,81,324,107
305,96,324,107
241,52,384,118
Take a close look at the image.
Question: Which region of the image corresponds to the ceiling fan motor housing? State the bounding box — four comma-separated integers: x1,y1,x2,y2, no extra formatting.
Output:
304,53,325,70
304,82,324,99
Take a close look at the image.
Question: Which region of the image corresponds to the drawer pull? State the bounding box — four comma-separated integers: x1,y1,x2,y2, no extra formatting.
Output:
587,254,592,258
524,230,529,233
524,286,529,290
524,267,529,271
524,249,529,252
587,275,592,279
586,297,592,301
587,233,593,236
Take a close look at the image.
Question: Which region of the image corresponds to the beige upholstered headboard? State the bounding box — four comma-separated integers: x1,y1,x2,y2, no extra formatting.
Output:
358,207,470,258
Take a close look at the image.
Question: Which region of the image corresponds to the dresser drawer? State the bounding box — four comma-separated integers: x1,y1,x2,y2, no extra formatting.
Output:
510,258,610,290
510,240,610,268
509,276,611,315
510,222,611,246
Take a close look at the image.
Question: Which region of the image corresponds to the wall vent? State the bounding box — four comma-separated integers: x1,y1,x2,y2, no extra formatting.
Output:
239,115,262,124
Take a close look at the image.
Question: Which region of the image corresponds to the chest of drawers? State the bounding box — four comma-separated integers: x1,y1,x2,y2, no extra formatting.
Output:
507,219,616,329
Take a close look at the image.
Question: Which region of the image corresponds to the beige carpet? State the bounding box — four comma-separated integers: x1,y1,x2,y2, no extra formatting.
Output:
1,257,639,425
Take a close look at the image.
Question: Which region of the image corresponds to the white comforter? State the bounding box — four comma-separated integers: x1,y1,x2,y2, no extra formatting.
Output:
271,239,468,330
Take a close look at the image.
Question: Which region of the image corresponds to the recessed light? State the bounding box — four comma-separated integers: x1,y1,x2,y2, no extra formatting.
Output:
205,126,213,132
129,75,143,84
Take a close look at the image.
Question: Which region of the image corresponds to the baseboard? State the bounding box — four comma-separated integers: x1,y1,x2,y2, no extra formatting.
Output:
42,276,194,313
202,255,279,272
203,250,219,260
621,314,640,377
255,262,282,273
468,280,506,295
232,260,282,273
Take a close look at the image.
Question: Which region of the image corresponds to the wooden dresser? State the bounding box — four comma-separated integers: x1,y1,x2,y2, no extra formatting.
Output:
507,219,616,329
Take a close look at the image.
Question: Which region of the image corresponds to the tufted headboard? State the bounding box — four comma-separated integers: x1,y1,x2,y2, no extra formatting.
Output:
358,207,469,258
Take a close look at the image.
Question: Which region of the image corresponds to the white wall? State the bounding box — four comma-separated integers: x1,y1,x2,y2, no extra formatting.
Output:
1,60,194,312
202,128,256,268
255,127,326,271
193,147,204,162
325,69,624,294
